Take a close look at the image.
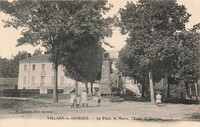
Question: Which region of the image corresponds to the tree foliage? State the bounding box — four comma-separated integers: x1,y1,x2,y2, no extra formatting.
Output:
117,0,196,99
0,0,113,102
0,51,30,78
175,30,199,86
0,0,113,63
62,44,105,83
33,48,43,56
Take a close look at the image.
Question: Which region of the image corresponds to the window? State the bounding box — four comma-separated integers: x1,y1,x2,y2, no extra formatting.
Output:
42,64,45,70
40,76,45,86
32,64,35,70
31,76,35,85
24,65,27,71
23,76,26,84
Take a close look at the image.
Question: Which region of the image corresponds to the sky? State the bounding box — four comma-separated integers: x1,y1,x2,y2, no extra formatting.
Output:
0,0,200,59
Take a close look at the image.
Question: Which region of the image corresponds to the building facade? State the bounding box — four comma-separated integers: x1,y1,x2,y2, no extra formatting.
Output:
18,54,84,94
121,77,141,96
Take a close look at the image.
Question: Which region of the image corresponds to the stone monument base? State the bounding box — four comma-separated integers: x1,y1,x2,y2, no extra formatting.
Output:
99,80,112,95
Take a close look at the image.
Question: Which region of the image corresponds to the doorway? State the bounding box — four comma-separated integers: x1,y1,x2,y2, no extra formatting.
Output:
40,76,47,94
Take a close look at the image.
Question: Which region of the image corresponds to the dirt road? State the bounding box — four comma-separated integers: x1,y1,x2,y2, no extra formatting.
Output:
0,97,199,121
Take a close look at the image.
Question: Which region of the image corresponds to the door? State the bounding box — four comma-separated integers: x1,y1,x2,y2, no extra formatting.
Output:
40,76,45,87
40,76,47,94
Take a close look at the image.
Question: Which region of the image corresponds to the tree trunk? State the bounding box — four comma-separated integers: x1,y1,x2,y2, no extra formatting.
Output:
197,82,200,103
149,71,155,103
75,80,78,97
185,83,189,96
52,42,59,103
198,82,200,104
198,41,200,104
167,84,170,98
195,83,199,102
85,83,88,94
145,76,148,97
166,74,170,98
53,64,58,103
142,83,145,97
189,84,192,96
90,82,93,95
198,86,200,103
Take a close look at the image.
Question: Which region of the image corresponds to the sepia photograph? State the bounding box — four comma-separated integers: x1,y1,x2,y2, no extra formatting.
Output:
0,0,200,127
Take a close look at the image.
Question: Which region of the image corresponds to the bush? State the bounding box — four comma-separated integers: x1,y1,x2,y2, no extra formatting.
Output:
163,97,198,104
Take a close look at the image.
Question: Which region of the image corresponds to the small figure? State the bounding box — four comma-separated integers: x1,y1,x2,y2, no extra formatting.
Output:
81,89,88,107
97,92,102,107
156,91,162,107
76,95,81,108
70,91,76,108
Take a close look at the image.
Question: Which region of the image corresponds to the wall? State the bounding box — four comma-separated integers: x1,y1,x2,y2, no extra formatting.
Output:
18,62,78,90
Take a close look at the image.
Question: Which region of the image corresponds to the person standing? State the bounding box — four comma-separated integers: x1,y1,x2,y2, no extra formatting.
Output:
156,91,162,107
97,92,102,107
81,89,88,107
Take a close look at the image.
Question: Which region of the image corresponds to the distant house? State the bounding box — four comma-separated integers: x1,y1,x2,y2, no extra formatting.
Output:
107,51,141,96
18,54,85,94
122,77,141,96
0,77,18,90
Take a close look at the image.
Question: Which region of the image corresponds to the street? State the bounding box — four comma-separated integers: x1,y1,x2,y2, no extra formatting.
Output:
0,97,199,121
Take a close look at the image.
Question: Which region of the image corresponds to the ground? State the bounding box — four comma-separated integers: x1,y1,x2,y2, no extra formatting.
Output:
0,95,200,122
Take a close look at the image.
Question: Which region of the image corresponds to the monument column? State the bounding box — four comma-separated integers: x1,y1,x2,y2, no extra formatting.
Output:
99,52,112,95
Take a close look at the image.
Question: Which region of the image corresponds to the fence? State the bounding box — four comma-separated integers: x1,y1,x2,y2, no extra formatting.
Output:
1,89,40,97
47,89,64,94
1,89,64,97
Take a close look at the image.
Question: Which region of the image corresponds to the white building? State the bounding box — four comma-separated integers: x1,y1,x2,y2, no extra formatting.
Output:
18,54,86,94
122,77,141,96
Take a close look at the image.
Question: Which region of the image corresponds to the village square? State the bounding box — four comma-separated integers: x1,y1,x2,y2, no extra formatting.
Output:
0,0,200,124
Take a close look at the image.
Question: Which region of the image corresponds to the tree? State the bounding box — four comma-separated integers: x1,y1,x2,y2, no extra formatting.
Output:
0,58,11,77
11,51,31,77
194,24,200,103
0,51,30,78
0,57,2,77
117,45,149,97
62,44,105,96
118,0,190,103
33,48,43,56
175,30,199,101
0,0,113,102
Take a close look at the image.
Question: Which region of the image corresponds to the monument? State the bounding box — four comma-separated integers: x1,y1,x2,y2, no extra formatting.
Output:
99,52,112,95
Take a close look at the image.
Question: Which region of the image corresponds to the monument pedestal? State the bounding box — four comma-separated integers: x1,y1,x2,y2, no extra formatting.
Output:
100,79,112,95
99,52,112,95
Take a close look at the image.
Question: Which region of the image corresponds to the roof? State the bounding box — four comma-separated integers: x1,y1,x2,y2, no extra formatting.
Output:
0,77,18,85
20,54,51,63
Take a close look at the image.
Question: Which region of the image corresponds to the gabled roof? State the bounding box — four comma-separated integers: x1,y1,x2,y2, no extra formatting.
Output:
19,54,51,63
0,77,18,85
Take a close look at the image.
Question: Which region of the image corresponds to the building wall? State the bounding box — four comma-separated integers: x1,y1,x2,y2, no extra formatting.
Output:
121,77,141,95
18,62,77,90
